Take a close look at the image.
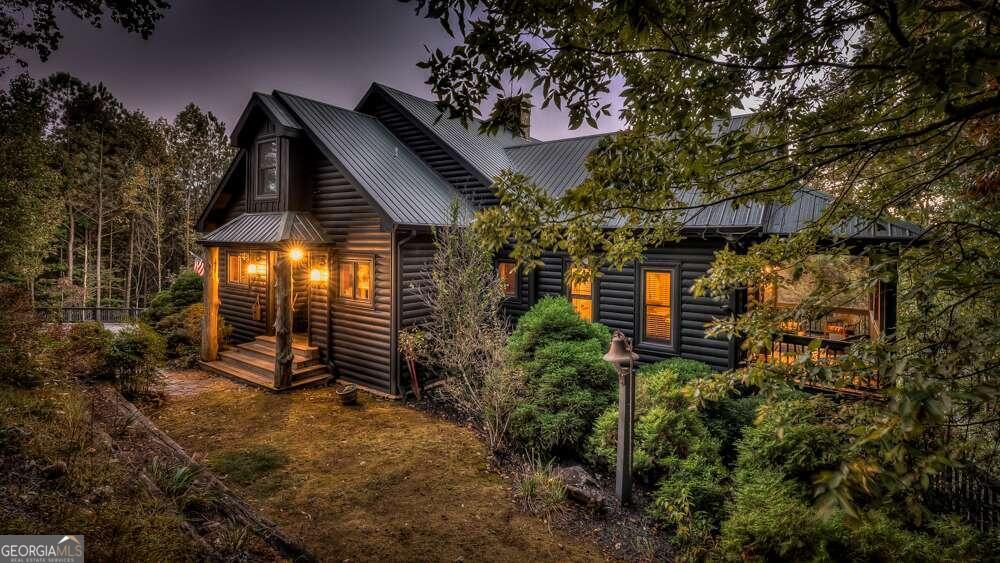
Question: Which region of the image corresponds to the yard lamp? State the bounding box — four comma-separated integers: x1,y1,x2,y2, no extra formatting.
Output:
604,330,638,505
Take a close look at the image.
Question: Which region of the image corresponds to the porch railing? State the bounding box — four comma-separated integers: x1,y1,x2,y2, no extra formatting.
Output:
35,306,144,324
755,335,885,394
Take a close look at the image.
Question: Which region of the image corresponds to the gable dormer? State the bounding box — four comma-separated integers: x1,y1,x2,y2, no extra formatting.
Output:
230,92,310,213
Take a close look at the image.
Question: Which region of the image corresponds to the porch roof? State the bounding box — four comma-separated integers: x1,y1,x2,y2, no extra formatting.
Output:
198,212,328,246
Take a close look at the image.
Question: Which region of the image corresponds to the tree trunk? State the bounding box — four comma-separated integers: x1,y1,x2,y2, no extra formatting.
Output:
126,220,135,309
67,206,75,284
96,131,104,308
82,227,90,305
153,174,163,292
273,254,293,389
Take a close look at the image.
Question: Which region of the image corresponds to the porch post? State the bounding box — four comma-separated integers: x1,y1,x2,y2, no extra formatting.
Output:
200,246,220,362
273,253,293,389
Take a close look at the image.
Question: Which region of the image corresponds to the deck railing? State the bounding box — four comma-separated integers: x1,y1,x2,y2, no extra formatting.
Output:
35,306,144,324
754,335,886,394
927,464,1000,531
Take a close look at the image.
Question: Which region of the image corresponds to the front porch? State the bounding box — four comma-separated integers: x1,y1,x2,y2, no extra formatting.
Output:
198,211,333,392
200,334,329,391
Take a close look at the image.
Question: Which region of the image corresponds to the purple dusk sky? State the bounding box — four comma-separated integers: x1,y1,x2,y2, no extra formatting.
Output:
15,0,626,141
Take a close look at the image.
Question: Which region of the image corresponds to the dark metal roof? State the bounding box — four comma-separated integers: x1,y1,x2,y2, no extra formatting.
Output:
502,129,918,239
371,83,532,182
199,212,327,245
764,188,924,239
275,91,472,226
506,133,612,198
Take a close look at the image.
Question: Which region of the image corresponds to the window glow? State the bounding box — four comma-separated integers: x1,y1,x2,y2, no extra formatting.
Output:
644,270,672,343
498,261,517,297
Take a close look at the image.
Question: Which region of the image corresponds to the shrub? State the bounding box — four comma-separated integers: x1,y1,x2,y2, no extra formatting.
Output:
415,217,524,453
155,303,229,367
586,363,719,478
735,395,845,484
105,323,165,398
702,395,763,464
638,357,714,383
143,271,203,325
0,284,44,386
507,297,616,456
59,321,113,379
507,296,611,362
651,453,729,558
720,469,846,562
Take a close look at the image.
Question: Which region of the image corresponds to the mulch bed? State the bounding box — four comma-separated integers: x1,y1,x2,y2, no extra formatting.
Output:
402,392,673,562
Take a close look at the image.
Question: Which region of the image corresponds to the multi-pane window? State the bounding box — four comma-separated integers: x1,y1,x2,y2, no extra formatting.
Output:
567,267,594,322
499,261,517,297
256,138,278,197
338,257,373,306
643,269,673,344
227,252,250,285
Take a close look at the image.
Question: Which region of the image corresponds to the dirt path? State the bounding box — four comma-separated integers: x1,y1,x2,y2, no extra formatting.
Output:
146,369,612,562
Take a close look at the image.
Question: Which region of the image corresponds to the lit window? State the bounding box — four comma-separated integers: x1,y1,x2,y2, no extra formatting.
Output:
227,252,250,285
643,270,672,344
567,267,594,322
256,139,278,197
499,261,517,297
337,257,374,306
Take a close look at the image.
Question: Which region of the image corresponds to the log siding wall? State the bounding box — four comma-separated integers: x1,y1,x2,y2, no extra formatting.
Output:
218,248,268,344
311,158,394,394
500,240,732,371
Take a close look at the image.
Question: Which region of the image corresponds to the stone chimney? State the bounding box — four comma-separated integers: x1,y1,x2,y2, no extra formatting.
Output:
518,94,532,138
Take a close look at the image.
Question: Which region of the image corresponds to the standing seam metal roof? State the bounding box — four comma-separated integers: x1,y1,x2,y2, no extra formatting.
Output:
373,83,530,182
275,91,472,226
198,212,327,245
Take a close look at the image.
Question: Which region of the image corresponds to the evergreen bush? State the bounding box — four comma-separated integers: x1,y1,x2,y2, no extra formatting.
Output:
506,297,615,456
143,270,203,325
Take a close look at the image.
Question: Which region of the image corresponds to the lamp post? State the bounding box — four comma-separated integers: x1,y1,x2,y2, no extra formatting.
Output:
604,330,638,505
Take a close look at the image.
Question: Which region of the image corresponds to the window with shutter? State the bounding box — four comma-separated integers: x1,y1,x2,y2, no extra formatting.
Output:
643,270,672,344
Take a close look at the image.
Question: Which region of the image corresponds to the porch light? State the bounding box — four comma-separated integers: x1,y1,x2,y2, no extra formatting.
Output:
309,268,328,283
246,263,259,276
288,247,304,262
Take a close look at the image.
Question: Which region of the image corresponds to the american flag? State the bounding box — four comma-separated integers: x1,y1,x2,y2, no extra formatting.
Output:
191,251,205,277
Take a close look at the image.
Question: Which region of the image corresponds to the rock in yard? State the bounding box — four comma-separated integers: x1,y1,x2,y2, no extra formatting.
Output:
553,465,607,511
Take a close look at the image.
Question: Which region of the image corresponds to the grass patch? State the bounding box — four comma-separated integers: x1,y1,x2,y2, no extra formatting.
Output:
0,381,199,560
208,444,289,496
515,459,567,516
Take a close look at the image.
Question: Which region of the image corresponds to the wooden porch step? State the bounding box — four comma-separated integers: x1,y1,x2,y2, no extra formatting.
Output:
253,335,319,359
236,340,314,364
199,360,330,392
219,349,324,379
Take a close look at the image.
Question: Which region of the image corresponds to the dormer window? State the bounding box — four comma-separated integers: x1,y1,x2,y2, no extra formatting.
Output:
256,138,279,198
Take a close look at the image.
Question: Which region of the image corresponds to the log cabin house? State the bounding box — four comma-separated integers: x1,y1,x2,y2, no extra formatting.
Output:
196,83,921,396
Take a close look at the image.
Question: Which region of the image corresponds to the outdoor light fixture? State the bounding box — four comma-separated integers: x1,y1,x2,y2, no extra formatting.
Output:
288,247,304,262
246,263,259,276
309,268,329,283
604,330,638,504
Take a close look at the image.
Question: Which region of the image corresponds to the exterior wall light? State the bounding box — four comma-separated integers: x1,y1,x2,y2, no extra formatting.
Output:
289,247,304,262
309,268,329,283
